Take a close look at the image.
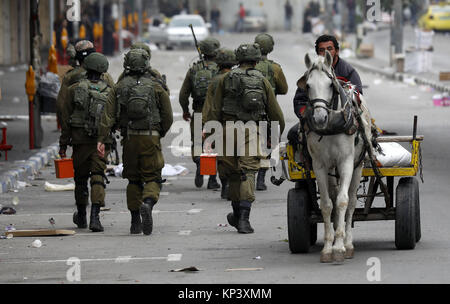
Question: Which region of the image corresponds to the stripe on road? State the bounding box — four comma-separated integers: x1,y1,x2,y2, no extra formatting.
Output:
0,254,183,264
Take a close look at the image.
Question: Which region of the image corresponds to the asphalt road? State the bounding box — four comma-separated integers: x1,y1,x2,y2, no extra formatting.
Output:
0,32,449,285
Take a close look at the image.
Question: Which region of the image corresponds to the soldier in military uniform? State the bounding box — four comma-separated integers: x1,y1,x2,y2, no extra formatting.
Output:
254,33,289,191
203,44,285,234
97,49,173,236
179,37,221,190
117,42,169,95
202,48,238,200
59,53,112,232
56,40,115,126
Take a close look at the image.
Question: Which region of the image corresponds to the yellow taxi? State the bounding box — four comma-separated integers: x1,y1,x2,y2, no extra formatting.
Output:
419,3,450,31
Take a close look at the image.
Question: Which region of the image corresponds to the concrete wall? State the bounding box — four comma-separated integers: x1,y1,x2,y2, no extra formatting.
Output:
209,0,306,32
0,0,30,66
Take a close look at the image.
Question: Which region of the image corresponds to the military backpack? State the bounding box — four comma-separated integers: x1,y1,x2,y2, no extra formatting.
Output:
70,79,111,137
191,61,219,109
222,68,268,122
255,59,276,93
116,75,161,132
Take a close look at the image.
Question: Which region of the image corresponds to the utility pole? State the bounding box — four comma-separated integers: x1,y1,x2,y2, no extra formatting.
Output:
118,0,124,53
393,0,403,54
136,0,143,41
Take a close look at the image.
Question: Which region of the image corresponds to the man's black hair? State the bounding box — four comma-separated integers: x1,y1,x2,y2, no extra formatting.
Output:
315,34,340,54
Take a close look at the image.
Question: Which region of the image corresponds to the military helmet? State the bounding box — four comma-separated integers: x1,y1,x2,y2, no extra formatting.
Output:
215,48,237,67
235,43,262,63
83,52,109,73
124,48,150,73
199,37,221,56
67,44,76,59
75,40,95,62
131,42,151,59
254,33,274,54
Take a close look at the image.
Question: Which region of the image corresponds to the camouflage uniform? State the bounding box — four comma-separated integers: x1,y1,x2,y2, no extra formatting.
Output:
59,52,112,233
179,38,221,189
203,44,285,234
254,33,289,191
98,49,173,236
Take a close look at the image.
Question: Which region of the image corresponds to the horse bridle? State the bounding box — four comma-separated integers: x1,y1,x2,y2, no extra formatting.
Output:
306,65,347,111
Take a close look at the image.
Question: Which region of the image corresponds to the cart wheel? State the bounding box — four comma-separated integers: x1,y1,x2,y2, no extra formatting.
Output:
310,223,317,246
287,188,313,253
395,177,417,250
414,179,421,243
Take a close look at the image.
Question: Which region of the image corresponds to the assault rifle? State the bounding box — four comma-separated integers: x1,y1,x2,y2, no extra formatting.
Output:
189,24,205,68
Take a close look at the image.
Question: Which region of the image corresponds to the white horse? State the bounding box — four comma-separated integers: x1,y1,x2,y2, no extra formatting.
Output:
304,51,373,263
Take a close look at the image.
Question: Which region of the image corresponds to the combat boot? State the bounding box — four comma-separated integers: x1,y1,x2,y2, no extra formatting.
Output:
227,201,240,229
194,158,204,188
220,178,229,199
237,204,254,234
130,210,142,234
73,205,87,229
89,204,104,232
207,175,220,190
256,168,268,191
140,198,156,235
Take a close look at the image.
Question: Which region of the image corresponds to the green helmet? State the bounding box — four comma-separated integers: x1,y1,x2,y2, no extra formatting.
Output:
131,42,151,59
124,49,150,73
67,44,76,59
235,43,262,63
255,33,274,55
215,48,237,67
83,52,109,73
199,37,221,57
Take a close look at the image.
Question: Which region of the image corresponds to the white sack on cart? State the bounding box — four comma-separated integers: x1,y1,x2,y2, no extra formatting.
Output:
375,143,411,167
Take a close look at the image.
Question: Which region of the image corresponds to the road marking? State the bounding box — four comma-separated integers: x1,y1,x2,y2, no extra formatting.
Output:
178,230,191,236
6,210,202,217
0,254,182,264
167,254,182,261
187,209,203,214
160,192,169,196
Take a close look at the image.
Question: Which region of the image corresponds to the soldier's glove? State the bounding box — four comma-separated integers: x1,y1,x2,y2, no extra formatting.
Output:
183,112,192,122
59,146,67,159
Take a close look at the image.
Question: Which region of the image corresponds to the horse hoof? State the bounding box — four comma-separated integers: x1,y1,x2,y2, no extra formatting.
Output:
345,248,354,259
320,253,333,263
333,250,345,263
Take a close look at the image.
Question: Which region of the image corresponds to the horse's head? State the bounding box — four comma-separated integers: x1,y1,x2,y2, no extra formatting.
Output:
304,51,337,131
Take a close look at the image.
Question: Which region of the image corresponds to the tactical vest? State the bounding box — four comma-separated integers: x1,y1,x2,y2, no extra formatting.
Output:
222,68,268,122
116,75,161,132
255,59,276,93
190,61,219,110
70,79,111,138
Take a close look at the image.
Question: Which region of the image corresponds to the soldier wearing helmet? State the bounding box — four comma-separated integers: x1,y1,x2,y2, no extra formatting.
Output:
202,48,237,200
59,52,113,233
97,48,173,236
254,33,288,192
117,42,170,94
56,40,114,133
203,43,285,234
179,37,222,190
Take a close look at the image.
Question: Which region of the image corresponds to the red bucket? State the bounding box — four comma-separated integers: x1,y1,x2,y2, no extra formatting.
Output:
200,153,217,176
54,158,74,179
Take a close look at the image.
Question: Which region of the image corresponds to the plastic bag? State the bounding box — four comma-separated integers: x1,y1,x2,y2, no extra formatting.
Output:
38,72,61,99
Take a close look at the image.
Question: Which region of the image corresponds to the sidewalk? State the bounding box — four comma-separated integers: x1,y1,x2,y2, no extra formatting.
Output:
0,65,61,193
342,26,450,93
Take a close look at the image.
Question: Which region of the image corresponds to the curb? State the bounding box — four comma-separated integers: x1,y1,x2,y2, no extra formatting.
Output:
346,58,450,94
0,142,59,194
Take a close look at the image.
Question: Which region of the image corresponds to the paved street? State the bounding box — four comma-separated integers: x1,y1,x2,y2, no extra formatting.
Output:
1,32,450,284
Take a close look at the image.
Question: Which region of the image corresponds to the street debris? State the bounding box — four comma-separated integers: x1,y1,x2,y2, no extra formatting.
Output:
217,223,228,227
5,224,16,232
6,229,75,237
44,181,75,192
162,164,189,177
253,256,261,260
225,268,264,272
12,196,19,206
0,207,17,215
170,266,201,272
31,239,42,248
48,218,55,227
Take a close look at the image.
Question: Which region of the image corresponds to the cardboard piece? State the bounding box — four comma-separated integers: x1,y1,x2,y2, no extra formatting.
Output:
439,72,450,82
5,229,76,237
